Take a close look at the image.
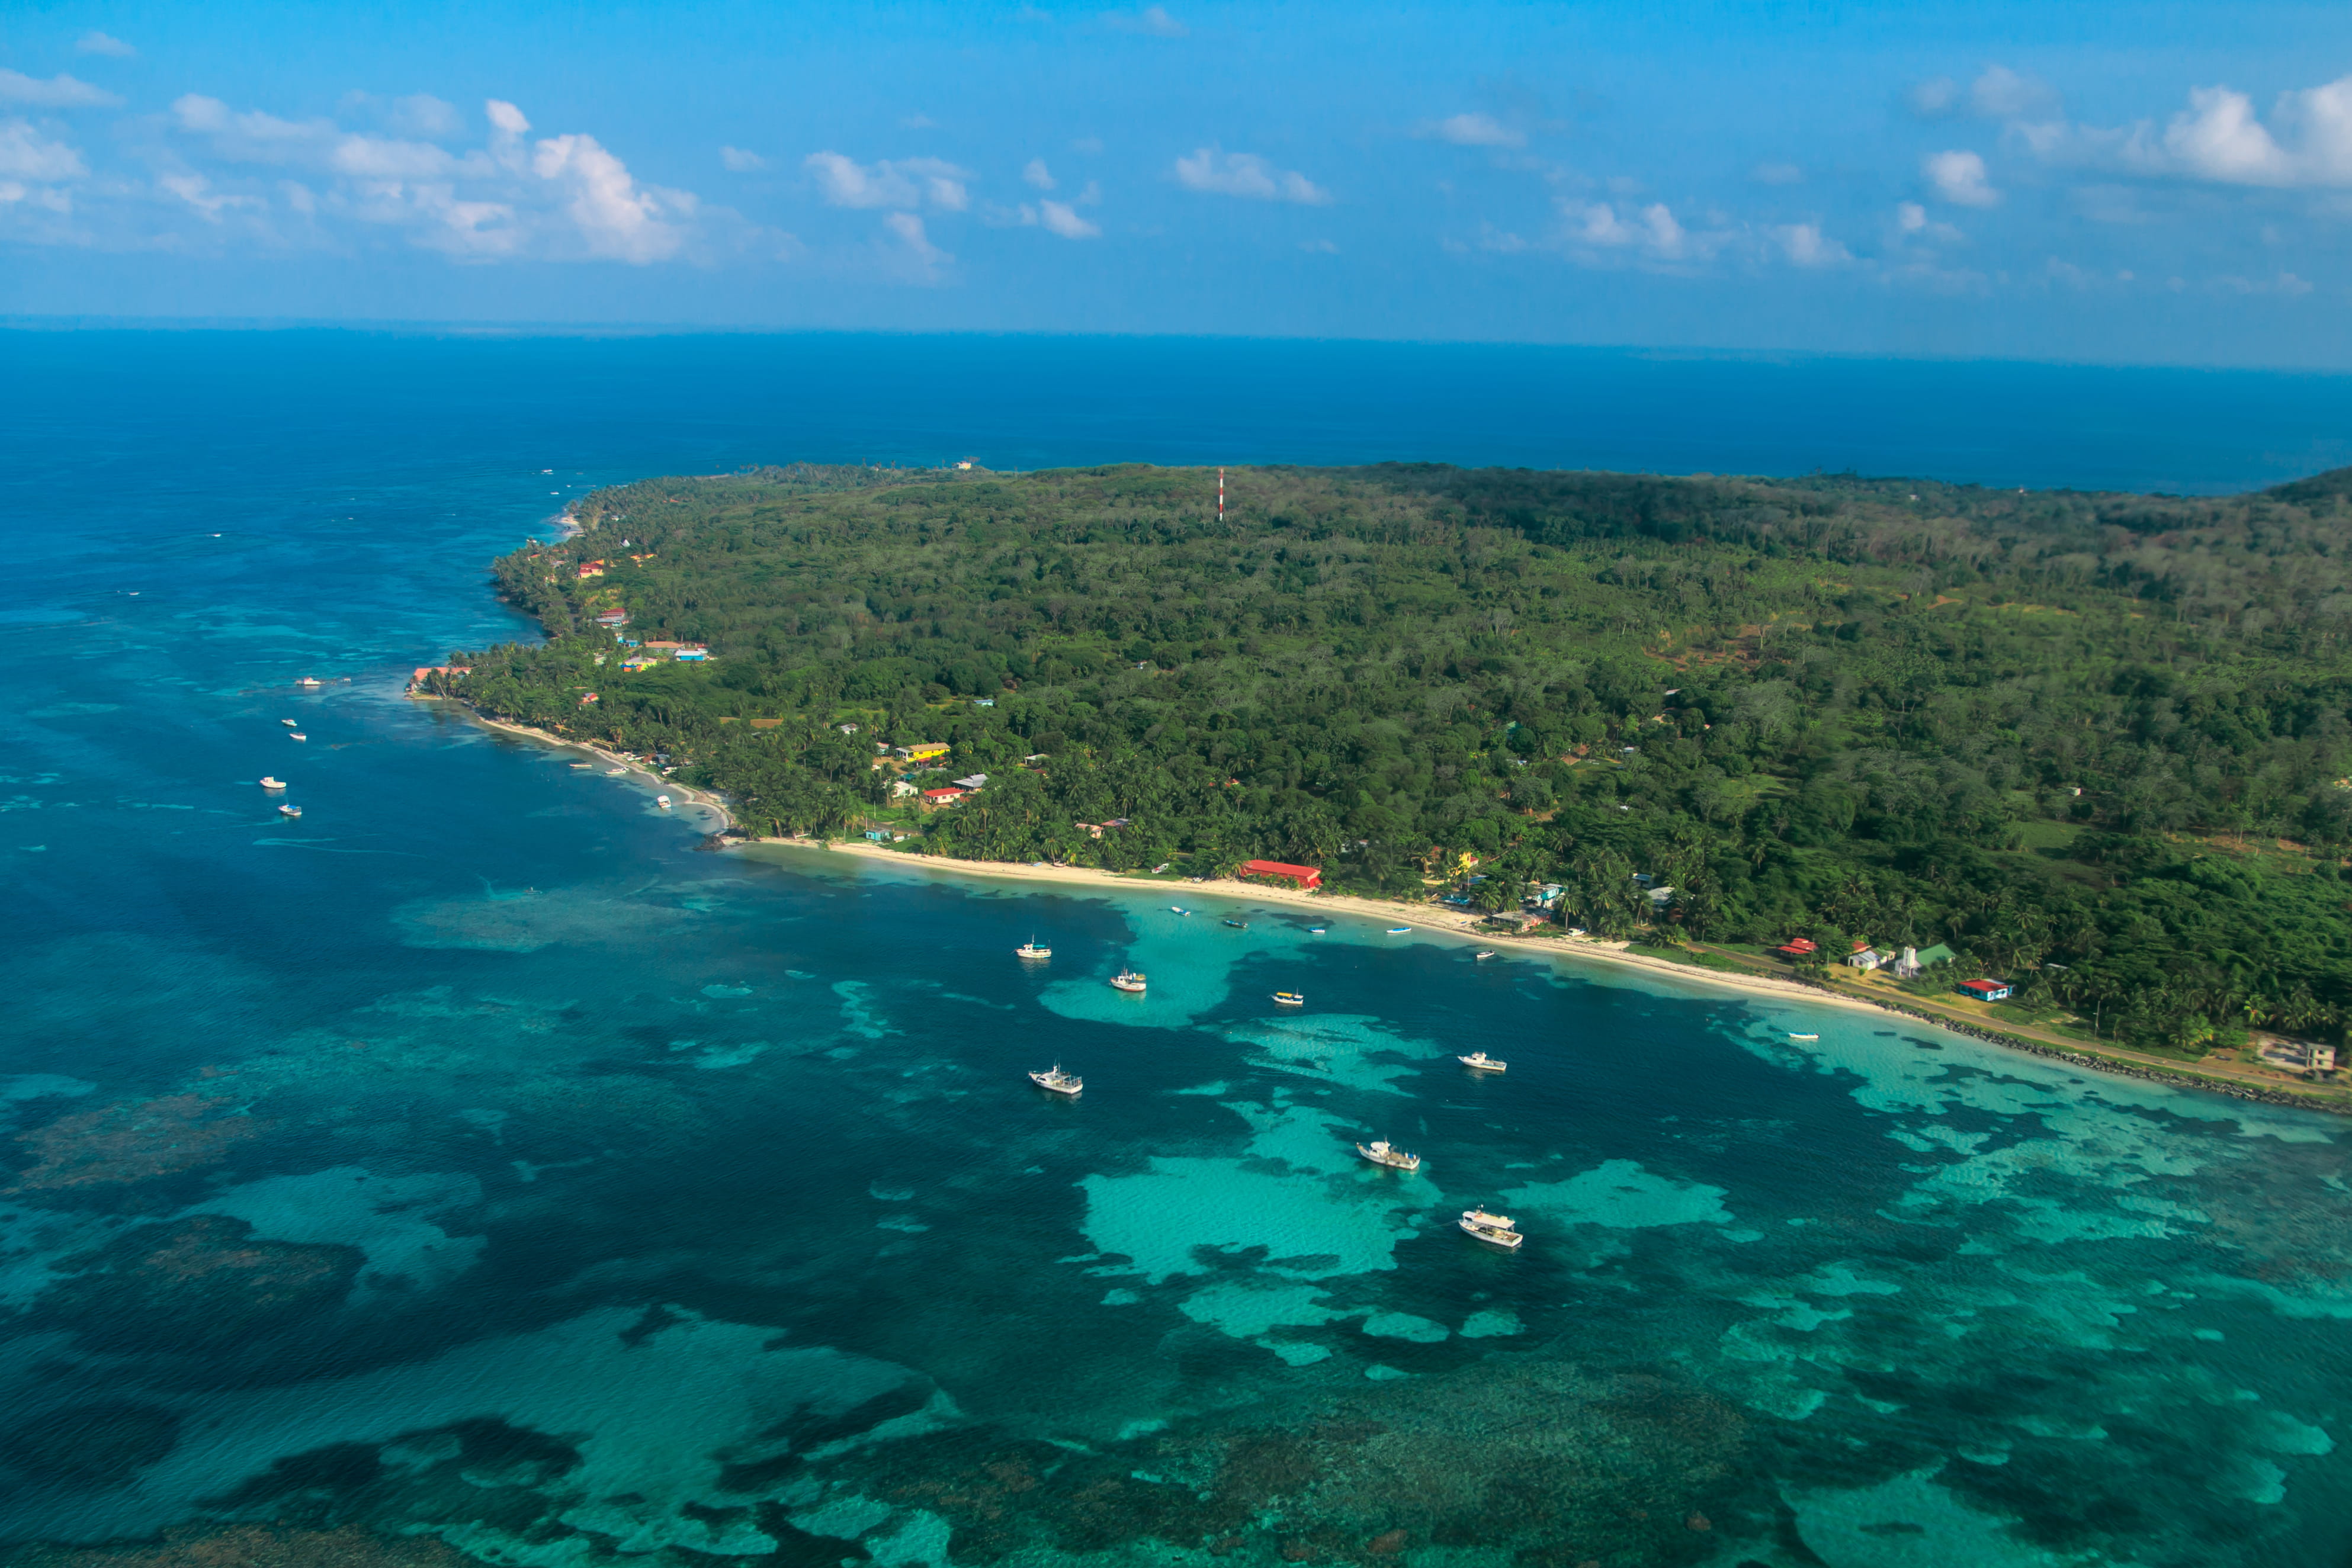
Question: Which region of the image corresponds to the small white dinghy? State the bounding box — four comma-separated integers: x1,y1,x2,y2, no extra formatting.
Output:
1459,1207,1523,1249
1029,1064,1083,1096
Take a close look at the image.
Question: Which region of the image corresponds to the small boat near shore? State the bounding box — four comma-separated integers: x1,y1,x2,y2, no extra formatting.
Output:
1223,918,1249,929
656,795,672,809
1110,971,1146,992
258,776,285,790
1272,991,1305,1007
1307,926,1326,934
605,766,627,776
1475,950,1496,960
1385,926,1411,934
1459,1207,1523,1249
1459,1052,1507,1072
1017,938,1052,959
1171,906,1189,915
277,803,301,818
1030,1064,1083,1096
1789,1032,1820,1042
1356,1139,1422,1171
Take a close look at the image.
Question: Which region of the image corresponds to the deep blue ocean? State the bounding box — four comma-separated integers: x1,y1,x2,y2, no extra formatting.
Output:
4,330,2351,1568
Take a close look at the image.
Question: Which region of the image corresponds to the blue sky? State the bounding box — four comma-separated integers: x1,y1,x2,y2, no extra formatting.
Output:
5,1,2352,364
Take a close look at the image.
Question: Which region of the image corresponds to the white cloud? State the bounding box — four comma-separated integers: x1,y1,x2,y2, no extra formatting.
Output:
1299,237,1337,253
2026,72,2352,189
1564,200,1686,258
1908,76,1961,118
1897,200,1927,232
1022,157,1055,189
160,172,264,220
1037,198,1099,238
1426,113,1523,149
1895,201,1965,243
884,210,950,274
0,120,87,181
386,94,463,138
1971,65,2058,120
1172,147,1330,204
75,31,136,57
533,132,689,262
1772,223,1852,267
721,146,767,172
1751,161,1804,185
0,69,120,108
1103,5,1186,36
1924,149,1998,205
804,151,970,210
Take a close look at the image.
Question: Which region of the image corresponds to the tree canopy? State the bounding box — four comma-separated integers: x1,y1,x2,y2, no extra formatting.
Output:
441,458,2352,1053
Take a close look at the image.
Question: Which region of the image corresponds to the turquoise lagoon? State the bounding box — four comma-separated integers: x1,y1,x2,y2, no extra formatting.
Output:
0,330,2349,1567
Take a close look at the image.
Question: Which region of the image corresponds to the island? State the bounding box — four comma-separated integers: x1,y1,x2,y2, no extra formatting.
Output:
426,460,2352,1106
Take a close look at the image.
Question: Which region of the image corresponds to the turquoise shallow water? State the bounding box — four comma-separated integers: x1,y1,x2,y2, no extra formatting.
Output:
2,330,2351,1567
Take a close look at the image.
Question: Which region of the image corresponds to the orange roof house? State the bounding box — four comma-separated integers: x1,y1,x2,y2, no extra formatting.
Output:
1240,859,1322,890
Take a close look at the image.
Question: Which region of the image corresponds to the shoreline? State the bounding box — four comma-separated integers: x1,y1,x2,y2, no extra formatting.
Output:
737,836,2348,1115
423,700,735,836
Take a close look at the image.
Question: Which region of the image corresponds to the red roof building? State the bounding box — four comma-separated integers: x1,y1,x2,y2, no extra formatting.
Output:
1240,859,1322,890
1775,937,1819,958
1957,978,2013,1002
921,787,967,805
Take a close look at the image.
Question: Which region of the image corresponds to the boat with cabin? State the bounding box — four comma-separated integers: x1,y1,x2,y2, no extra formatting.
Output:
280,718,298,728
1475,950,1496,960
1272,991,1305,1007
1029,1064,1083,1096
1110,971,1146,992
277,803,301,818
656,795,672,809
1459,1207,1523,1249
258,776,285,790
1458,1051,1507,1072
1355,1139,1422,1172
296,676,322,687
1017,939,1052,959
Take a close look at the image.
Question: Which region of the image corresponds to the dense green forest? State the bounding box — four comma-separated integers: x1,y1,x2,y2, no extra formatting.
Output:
438,459,2352,1053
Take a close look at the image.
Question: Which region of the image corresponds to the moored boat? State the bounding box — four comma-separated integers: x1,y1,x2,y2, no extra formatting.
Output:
1459,1051,1507,1072
1223,918,1249,929
277,803,301,817
280,718,298,727
258,776,285,790
656,795,672,809
1272,991,1305,1007
1307,926,1326,934
1172,906,1189,915
1030,1064,1083,1095
1386,926,1410,934
1789,1032,1820,1041
288,732,306,741
1017,938,1053,959
1356,1139,1422,1171
1110,970,1147,992
296,676,322,687
1475,950,1496,960
1459,1207,1523,1249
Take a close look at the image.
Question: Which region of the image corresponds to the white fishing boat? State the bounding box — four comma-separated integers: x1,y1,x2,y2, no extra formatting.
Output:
1307,926,1326,934
1172,906,1189,915
1016,939,1052,959
570,761,594,769
1355,1139,1422,1171
280,718,299,727
1458,1052,1507,1072
1110,971,1147,992
656,795,672,809
296,676,322,687
258,776,286,790
1029,1064,1083,1096
1272,991,1305,1007
1386,926,1411,934
277,803,302,818
1789,1032,1820,1042
288,732,306,741
605,766,627,776
1459,1207,1523,1249
1475,950,1497,960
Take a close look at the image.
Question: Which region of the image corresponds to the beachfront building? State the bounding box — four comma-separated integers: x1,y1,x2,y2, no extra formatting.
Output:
1847,943,1883,971
1889,943,1956,979
1775,936,1819,960
1240,859,1322,890
1957,978,2013,1003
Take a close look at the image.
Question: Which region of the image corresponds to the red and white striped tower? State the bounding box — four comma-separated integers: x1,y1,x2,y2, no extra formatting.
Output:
1218,467,1225,523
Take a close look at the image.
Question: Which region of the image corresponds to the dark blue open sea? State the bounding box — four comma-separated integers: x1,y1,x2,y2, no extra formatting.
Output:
4,329,2351,1568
